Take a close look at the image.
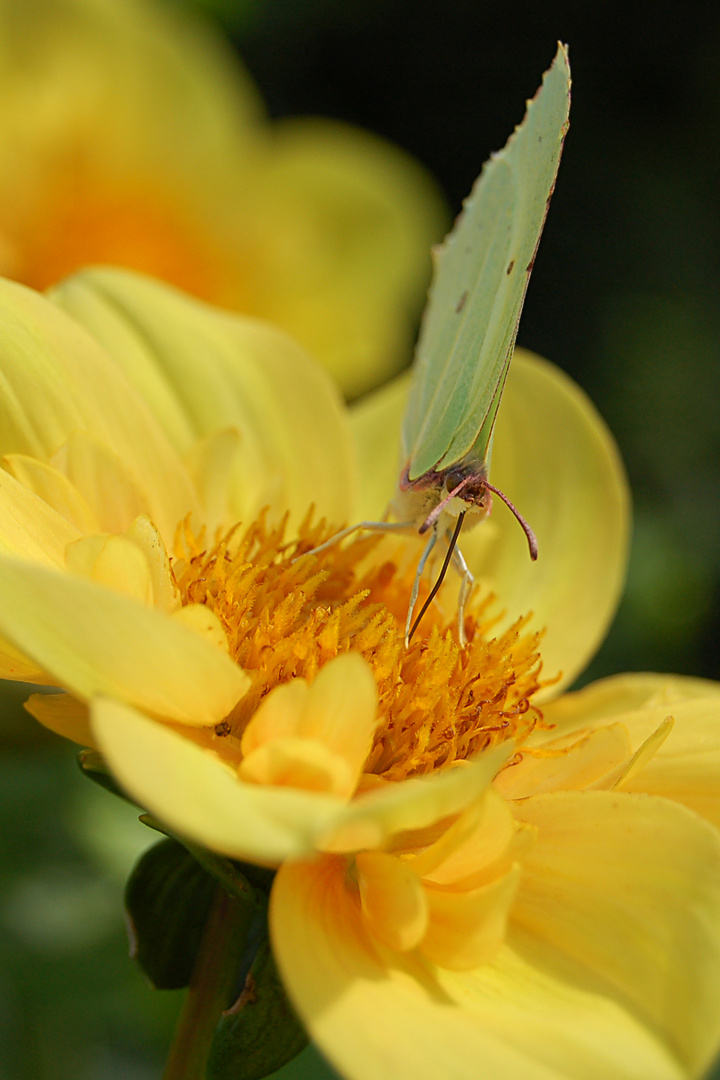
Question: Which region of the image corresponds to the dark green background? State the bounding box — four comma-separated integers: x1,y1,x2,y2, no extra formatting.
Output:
1,0,719,1076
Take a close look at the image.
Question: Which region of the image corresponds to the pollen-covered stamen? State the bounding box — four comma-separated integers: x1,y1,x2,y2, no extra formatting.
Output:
172,510,551,783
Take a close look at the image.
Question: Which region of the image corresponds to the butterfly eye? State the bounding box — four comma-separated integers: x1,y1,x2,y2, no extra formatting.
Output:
445,469,466,494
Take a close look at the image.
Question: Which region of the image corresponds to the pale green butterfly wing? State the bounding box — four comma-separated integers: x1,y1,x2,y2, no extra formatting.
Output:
402,44,571,482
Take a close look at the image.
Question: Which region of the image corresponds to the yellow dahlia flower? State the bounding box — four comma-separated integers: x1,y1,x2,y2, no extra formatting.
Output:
1,268,720,1080
0,0,445,397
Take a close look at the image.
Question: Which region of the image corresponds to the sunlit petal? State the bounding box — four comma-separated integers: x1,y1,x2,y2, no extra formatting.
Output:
50,268,357,526
0,558,248,724
3,453,99,533
272,856,685,1080
356,851,429,952
320,746,510,854
514,790,720,1076
0,466,80,565
541,673,720,827
25,691,93,748
92,696,351,865
0,277,198,542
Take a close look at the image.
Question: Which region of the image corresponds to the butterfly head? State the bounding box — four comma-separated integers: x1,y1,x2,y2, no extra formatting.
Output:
394,459,492,537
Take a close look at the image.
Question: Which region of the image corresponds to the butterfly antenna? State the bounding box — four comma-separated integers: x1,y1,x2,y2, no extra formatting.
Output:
409,511,466,642
482,479,538,560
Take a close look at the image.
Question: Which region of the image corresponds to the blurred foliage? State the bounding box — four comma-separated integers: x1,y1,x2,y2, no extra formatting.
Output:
3,0,720,1076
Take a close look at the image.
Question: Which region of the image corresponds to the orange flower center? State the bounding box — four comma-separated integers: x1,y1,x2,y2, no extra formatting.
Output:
172,511,552,783
7,174,244,307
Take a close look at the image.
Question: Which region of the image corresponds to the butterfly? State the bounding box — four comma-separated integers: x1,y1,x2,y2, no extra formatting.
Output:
307,44,571,646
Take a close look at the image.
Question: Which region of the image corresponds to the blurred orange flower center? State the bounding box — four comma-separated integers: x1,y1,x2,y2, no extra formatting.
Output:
172,512,550,782
10,175,241,306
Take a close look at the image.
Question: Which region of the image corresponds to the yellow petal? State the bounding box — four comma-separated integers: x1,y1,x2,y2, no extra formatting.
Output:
412,788,516,884
3,453,100,533
0,277,198,543
0,558,247,724
65,533,152,604
171,604,228,654
125,514,180,613
494,724,634,800
91,697,351,865
542,674,720,827
241,680,310,752
184,426,243,533
50,267,357,527
0,466,80,565
0,0,263,295
249,118,446,397
356,851,428,952
421,863,521,970
241,654,378,799
462,351,630,694
513,790,720,1076
296,654,378,775
272,856,685,1080
619,699,720,827
542,671,720,737
240,736,355,797
320,745,510,854
25,691,93,748
52,431,149,533
0,638,47,683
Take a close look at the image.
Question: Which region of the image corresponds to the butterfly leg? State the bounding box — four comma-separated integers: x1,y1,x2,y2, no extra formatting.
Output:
296,519,413,561
451,543,474,647
404,529,438,646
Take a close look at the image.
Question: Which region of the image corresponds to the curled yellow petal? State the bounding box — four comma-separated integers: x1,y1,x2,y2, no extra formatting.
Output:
0,558,248,724
0,466,80,566
272,855,686,1080
52,430,149,534
65,534,152,604
356,851,428,953
91,697,352,865
25,691,93,748
494,723,634,800
542,673,720,827
3,453,99,534
421,863,521,970
320,745,510,854
240,654,378,799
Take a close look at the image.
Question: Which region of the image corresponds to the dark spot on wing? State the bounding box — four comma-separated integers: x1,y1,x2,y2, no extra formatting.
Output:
506,260,515,275
455,290,469,313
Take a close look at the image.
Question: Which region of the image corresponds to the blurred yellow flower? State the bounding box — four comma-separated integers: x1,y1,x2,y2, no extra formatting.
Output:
0,0,446,397
1,268,720,1080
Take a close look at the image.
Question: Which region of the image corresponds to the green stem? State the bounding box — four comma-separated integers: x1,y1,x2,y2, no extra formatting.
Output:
162,886,255,1080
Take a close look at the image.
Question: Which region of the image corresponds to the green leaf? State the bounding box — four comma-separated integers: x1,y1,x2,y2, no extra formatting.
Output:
137,814,272,905
78,747,135,802
207,941,308,1080
125,836,218,989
